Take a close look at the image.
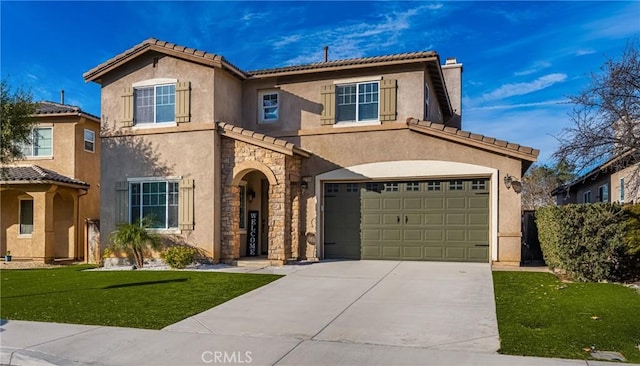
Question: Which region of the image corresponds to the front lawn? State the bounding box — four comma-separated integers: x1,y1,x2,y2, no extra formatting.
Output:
0,265,282,329
493,271,640,363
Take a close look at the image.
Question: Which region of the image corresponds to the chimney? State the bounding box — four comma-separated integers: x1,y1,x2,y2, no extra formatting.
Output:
323,46,328,62
60,90,65,105
442,58,463,129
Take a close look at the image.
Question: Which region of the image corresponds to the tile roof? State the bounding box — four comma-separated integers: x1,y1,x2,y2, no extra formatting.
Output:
83,38,246,82
406,118,539,161
217,122,311,157
0,165,89,187
246,51,439,77
34,101,100,122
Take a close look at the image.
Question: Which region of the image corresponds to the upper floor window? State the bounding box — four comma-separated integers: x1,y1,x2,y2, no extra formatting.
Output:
336,81,379,122
21,127,52,157
424,84,430,121
84,129,95,152
620,178,625,202
259,91,279,123
135,84,175,124
321,78,395,126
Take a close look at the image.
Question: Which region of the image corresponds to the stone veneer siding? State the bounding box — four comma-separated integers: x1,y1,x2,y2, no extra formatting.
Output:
220,137,303,265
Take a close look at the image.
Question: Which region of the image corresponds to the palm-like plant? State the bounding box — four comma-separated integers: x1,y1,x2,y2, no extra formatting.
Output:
109,217,162,268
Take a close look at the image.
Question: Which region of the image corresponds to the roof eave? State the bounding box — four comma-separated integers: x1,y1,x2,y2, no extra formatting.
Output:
0,180,89,189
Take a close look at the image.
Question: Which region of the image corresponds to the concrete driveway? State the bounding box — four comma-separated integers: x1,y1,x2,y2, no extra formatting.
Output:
164,260,500,353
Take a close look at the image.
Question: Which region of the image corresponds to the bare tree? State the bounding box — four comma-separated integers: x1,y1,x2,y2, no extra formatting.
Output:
522,160,575,210
554,38,640,198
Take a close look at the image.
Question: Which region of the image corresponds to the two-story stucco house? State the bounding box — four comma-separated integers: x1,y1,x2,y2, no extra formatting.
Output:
1,101,101,262
84,38,538,265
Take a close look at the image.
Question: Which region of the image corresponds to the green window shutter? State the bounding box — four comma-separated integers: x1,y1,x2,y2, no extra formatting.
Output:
320,84,336,125
115,181,129,224
175,81,191,123
379,79,397,121
179,178,195,230
121,87,134,127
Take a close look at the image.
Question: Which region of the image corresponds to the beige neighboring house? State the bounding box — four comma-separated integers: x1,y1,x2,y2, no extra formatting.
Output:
1,101,101,262
552,154,639,205
84,38,538,266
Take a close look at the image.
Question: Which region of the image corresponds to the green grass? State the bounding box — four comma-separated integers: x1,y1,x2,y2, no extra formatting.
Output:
0,265,282,329
493,271,640,363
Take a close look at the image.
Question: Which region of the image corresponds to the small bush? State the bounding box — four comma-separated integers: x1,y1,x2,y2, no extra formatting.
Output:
162,246,196,269
536,203,640,282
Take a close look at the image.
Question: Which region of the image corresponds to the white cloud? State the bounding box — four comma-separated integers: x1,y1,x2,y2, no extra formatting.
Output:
479,73,567,102
575,48,596,56
467,99,569,111
514,61,552,76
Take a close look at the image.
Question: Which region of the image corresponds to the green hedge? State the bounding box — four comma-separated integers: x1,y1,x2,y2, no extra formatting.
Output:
536,203,640,282
161,246,196,269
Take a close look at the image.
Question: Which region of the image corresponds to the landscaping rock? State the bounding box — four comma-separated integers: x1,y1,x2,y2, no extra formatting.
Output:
589,350,626,361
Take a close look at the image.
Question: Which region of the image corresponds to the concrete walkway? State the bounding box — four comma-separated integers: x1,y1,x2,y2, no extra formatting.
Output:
0,261,632,365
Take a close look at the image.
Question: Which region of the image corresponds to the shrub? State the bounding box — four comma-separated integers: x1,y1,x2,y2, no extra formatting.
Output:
536,203,640,282
109,217,162,269
162,246,196,269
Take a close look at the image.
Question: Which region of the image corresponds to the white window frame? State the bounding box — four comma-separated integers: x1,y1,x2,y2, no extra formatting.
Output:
620,177,625,203
128,178,180,231
583,191,592,203
258,90,279,123
335,80,380,123
18,198,34,236
84,129,95,153
21,127,53,158
132,79,177,126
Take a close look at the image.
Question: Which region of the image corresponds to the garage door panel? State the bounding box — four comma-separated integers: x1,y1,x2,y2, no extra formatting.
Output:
446,214,466,225
468,213,488,225
468,230,489,242
383,199,402,210
362,229,381,241
445,247,466,260
382,246,401,258
362,245,381,258
425,229,444,241
402,246,422,259
362,198,381,210
362,214,381,225
403,198,422,210
469,197,489,209
382,214,400,225
423,246,444,259
446,230,466,241
425,198,444,209
425,214,444,225
403,229,422,241
446,197,466,209
468,247,489,261
382,229,402,241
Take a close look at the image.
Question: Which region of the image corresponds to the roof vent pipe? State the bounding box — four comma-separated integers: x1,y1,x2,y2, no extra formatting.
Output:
60,90,65,105
323,46,328,62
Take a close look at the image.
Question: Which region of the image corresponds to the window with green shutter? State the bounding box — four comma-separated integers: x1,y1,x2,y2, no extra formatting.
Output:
322,78,396,124
121,79,190,127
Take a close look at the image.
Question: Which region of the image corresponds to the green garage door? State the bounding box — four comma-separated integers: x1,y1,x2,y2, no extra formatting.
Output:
323,179,490,262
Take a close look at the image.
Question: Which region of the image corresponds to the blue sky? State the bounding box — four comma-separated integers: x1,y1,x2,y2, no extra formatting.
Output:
1,1,639,164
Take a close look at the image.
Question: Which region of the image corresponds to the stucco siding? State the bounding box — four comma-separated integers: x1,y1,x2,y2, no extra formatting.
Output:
100,129,217,256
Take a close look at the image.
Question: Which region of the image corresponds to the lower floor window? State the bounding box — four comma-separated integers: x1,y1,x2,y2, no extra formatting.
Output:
19,199,34,235
130,181,179,228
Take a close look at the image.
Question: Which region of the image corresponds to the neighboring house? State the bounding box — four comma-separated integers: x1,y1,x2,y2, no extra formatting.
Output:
552,154,639,205
0,101,101,262
83,38,538,265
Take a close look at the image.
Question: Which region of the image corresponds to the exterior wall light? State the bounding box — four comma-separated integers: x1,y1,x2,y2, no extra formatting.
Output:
504,174,523,194
247,189,256,202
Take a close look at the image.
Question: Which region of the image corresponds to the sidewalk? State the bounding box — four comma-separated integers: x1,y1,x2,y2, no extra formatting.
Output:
0,320,631,366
